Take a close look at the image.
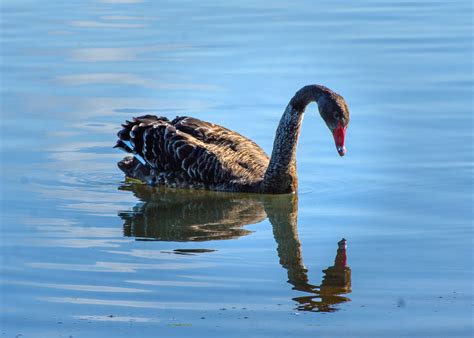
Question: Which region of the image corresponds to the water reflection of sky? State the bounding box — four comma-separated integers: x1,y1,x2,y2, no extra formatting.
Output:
1,0,472,337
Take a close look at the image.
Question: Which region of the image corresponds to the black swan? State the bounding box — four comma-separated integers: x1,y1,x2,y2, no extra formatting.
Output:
115,84,350,193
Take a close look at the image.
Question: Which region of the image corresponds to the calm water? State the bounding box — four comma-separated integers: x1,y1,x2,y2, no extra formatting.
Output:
1,0,472,337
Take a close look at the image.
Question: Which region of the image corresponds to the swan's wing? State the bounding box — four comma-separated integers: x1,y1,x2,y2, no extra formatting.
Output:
115,115,268,185
172,116,270,175
115,115,229,183
114,115,168,165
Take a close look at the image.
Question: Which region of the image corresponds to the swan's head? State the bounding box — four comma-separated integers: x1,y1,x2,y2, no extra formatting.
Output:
317,92,350,156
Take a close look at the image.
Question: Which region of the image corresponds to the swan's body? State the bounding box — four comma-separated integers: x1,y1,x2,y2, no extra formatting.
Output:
115,85,350,194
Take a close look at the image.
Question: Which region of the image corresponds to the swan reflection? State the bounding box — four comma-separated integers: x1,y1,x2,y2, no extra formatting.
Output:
118,184,351,312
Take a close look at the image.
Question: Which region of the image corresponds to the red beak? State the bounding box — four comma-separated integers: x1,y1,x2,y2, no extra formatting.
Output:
332,123,346,156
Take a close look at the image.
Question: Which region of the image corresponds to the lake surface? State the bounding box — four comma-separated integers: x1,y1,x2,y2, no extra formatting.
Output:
1,0,472,337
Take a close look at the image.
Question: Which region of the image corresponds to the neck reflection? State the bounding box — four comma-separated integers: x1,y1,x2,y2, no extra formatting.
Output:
118,184,351,312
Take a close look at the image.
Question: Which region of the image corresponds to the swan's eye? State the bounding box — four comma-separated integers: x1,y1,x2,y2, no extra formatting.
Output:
333,112,341,119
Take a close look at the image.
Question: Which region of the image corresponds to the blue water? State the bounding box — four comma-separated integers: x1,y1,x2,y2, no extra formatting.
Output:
1,0,472,337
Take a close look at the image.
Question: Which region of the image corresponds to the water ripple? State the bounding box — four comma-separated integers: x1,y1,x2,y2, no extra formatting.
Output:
126,279,233,288
74,315,158,323
41,296,286,311
29,261,216,273
11,281,149,293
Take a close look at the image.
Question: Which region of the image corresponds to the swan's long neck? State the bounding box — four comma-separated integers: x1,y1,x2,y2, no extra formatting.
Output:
261,85,327,194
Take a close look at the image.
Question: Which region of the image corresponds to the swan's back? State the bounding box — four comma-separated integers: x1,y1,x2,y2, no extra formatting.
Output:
115,115,269,191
